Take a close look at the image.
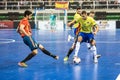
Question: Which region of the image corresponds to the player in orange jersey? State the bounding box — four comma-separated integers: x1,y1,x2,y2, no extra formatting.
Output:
17,10,59,67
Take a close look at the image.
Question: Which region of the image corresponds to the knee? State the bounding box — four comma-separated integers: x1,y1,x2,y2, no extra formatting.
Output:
90,40,96,46
71,43,75,49
70,47,74,51
32,49,38,54
91,46,96,51
88,45,96,51
38,44,44,49
78,36,82,42
71,43,77,49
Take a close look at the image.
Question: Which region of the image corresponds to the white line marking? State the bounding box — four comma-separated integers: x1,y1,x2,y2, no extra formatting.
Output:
0,39,15,44
14,40,120,44
116,74,120,80
115,63,120,65
97,41,120,43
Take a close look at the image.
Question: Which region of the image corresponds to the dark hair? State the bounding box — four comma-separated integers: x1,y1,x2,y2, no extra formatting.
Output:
24,10,32,17
90,11,95,14
81,11,87,15
76,7,81,10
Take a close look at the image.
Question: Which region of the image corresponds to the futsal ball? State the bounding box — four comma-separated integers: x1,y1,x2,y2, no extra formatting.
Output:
73,57,81,64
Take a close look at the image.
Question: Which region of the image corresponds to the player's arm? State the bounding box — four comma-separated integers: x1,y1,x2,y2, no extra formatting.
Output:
93,24,99,35
67,20,76,27
68,15,81,27
19,24,30,36
91,18,99,35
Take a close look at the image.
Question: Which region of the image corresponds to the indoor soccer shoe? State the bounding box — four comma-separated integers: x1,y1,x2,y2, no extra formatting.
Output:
64,56,69,62
18,62,28,67
93,54,101,63
68,35,72,42
96,54,101,58
54,56,59,60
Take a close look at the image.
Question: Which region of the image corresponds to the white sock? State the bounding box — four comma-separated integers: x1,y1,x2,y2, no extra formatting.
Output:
86,43,91,49
71,36,74,40
74,42,80,57
90,45,97,56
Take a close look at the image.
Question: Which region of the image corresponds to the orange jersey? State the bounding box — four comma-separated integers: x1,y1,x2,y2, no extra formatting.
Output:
18,18,32,37
75,23,81,35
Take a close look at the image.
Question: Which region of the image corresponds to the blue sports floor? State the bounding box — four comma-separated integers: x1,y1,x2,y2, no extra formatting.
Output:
0,29,120,80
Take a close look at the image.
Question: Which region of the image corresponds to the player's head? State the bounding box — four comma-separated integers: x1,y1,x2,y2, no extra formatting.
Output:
24,10,32,19
76,7,81,14
81,11,87,20
89,11,95,18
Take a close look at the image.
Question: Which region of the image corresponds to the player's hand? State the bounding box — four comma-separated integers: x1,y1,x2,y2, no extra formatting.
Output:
67,22,73,27
93,31,97,35
67,23,71,27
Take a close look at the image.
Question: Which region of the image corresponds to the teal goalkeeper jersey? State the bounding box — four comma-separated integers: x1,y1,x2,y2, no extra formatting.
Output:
50,15,56,22
50,14,56,26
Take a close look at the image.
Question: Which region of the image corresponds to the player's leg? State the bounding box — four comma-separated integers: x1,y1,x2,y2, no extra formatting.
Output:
50,22,53,32
64,43,76,61
68,34,74,42
73,42,80,57
65,28,80,59
64,34,79,61
67,26,76,42
72,26,82,57
53,21,56,31
51,25,54,32
89,36,101,63
90,40,98,63
88,41,101,58
73,32,84,58
64,34,82,61
38,44,59,60
18,49,38,67
18,36,38,67
50,21,56,32
86,42,91,49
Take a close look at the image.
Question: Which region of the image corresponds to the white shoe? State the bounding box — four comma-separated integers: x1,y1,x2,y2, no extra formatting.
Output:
68,35,72,42
94,55,98,63
93,54,101,63
96,54,101,58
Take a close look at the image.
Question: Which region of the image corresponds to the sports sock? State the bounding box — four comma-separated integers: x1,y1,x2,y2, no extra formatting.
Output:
41,48,56,58
74,42,80,57
21,52,36,63
90,45,97,56
66,47,74,57
86,43,91,49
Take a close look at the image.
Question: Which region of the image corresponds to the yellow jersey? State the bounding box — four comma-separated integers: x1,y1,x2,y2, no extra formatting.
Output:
77,16,96,33
73,13,81,28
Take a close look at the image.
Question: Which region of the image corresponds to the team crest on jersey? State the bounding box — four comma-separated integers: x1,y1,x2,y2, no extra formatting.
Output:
87,22,90,24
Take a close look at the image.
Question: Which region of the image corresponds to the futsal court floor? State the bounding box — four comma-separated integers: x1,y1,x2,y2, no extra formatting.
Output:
0,29,120,80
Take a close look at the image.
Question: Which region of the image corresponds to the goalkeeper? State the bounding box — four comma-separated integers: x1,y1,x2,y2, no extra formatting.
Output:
49,11,57,32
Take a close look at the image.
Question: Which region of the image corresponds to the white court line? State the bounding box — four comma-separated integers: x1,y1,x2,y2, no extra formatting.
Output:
116,74,120,80
97,41,120,43
14,40,120,44
0,39,15,44
115,63,120,65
